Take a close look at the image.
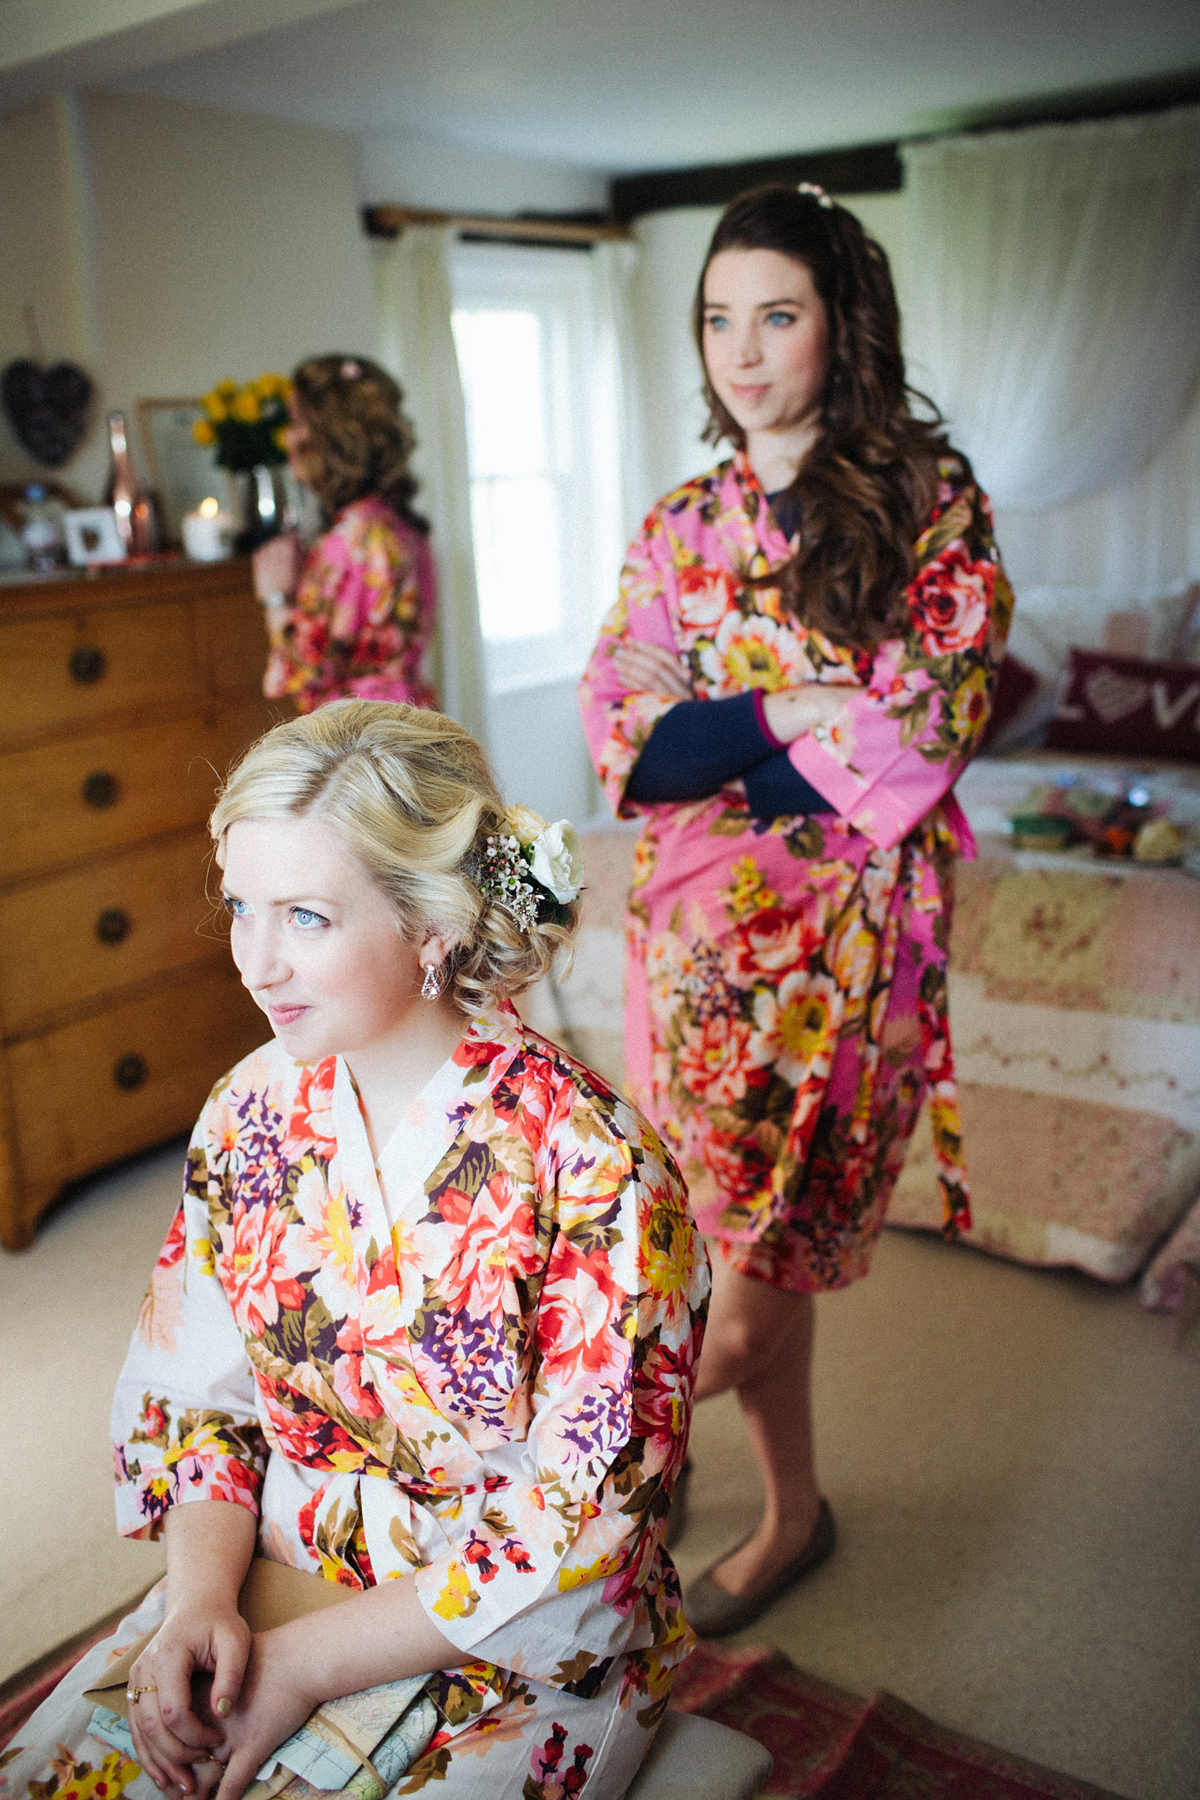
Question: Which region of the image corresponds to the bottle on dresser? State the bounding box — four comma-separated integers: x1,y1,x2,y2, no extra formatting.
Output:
104,410,160,554
20,484,66,571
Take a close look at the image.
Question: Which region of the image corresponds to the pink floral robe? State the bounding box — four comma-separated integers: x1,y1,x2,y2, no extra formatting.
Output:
579,452,1014,1292
3,1000,708,1800
264,496,438,713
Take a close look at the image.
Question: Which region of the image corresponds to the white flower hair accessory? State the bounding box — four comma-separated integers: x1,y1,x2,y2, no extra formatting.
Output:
470,806,584,931
796,181,834,210
340,359,362,380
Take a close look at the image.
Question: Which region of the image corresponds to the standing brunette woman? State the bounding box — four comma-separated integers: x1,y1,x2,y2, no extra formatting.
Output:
579,183,1012,1636
253,356,438,713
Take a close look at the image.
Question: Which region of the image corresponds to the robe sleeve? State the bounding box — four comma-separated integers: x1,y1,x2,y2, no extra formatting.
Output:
263,509,424,712
742,750,832,820
788,471,1015,851
412,1078,709,1679
578,512,688,817
111,1100,268,1540
626,691,780,803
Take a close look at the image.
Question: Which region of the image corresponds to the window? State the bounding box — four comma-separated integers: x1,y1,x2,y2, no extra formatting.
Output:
451,242,621,694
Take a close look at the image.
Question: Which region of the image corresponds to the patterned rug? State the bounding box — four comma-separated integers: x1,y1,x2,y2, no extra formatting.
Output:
0,1614,126,1754
3,1632,1128,1798
670,1643,1129,1799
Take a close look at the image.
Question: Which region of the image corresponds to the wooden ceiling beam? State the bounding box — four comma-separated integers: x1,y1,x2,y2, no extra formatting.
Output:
363,205,632,245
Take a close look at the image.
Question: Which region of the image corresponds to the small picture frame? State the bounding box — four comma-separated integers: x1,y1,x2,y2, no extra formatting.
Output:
136,397,224,546
64,507,126,566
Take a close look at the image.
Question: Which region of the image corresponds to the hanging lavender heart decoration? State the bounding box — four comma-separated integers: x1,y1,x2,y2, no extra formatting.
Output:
2,358,94,467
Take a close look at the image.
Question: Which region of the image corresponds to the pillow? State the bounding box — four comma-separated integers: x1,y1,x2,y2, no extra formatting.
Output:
1045,647,1200,762
979,653,1040,752
1177,586,1200,666
1002,581,1200,746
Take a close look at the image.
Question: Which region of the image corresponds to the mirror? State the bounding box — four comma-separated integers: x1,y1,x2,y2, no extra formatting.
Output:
135,397,224,546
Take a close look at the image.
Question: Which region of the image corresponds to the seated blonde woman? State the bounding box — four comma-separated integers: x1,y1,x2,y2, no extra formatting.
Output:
6,702,708,1800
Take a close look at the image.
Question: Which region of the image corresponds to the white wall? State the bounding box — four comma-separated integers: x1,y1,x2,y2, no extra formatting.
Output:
0,90,377,501
359,129,607,217
0,89,606,509
487,680,601,827
0,98,96,491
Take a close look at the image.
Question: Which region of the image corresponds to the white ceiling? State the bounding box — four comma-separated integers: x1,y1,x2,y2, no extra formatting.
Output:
3,0,1199,177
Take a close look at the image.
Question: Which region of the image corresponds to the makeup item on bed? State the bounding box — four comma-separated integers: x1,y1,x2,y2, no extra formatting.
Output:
1132,818,1185,864
1008,813,1074,851
1007,780,1172,858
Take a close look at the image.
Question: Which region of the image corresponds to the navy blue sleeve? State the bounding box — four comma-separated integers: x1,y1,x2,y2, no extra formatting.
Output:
626,690,832,817
743,752,831,820
626,691,773,803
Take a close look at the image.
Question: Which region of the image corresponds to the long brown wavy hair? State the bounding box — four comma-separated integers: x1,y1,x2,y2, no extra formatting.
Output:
290,355,429,534
693,184,967,644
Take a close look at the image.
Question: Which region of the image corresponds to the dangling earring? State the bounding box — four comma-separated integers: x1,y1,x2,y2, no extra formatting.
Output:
421,961,443,1001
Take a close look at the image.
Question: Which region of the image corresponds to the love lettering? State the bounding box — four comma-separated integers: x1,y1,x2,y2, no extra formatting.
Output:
1150,679,1200,730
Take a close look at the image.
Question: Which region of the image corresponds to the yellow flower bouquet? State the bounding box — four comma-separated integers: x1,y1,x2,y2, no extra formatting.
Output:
193,373,291,472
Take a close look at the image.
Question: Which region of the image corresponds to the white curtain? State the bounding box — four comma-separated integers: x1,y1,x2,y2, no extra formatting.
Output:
901,105,1200,511
993,383,1200,597
373,228,487,744
590,240,650,567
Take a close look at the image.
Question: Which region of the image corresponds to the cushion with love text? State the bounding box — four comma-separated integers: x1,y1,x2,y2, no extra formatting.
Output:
1046,647,1200,762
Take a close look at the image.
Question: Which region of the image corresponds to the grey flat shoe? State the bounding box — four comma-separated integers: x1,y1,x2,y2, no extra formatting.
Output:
684,1498,836,1638
665,1455,692,1551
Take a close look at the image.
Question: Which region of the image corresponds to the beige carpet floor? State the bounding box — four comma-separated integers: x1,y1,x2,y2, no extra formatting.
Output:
2,1146,1197,1799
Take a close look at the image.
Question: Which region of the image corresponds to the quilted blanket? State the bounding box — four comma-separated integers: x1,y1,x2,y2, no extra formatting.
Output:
886,754,1200,1284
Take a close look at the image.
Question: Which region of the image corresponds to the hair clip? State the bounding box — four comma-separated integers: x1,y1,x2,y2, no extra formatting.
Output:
797,182,834,210
469,807,583,932
340,359,362,380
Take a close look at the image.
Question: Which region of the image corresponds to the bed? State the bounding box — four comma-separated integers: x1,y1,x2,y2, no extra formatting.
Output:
523,750,1200,1305
885,751,1200,1293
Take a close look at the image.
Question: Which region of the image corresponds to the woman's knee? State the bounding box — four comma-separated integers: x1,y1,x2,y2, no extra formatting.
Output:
697,1314,772,1392
696,1280,809,1394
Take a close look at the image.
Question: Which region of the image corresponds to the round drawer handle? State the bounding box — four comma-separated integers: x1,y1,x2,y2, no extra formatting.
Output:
69,645,107,685
96,907,131,945
113,1053,148,1092
82,770,120,809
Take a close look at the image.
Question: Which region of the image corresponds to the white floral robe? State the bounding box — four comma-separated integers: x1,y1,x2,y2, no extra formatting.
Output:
3,1000,708,1800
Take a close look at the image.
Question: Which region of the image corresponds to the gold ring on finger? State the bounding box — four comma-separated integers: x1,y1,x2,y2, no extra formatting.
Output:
127,1684,158,1703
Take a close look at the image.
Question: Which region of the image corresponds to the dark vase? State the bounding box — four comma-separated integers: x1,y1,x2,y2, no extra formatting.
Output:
231,465,285,553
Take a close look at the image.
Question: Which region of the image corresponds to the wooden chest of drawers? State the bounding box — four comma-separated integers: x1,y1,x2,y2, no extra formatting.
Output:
0,560,280,1249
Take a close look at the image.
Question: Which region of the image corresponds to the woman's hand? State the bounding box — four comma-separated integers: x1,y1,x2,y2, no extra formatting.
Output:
130,1501,258,1793
612,640,692,701
761,681,855,744
206,1630,321,1800
126,1599,250,1794
252,533,302,604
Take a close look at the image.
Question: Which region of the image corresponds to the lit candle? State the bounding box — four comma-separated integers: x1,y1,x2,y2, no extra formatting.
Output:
181,496,234,562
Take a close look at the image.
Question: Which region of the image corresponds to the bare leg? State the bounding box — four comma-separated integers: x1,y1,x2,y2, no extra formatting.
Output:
693,1250,822,1596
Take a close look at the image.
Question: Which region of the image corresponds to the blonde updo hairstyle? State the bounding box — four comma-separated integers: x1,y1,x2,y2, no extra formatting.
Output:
209,700,578,1013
